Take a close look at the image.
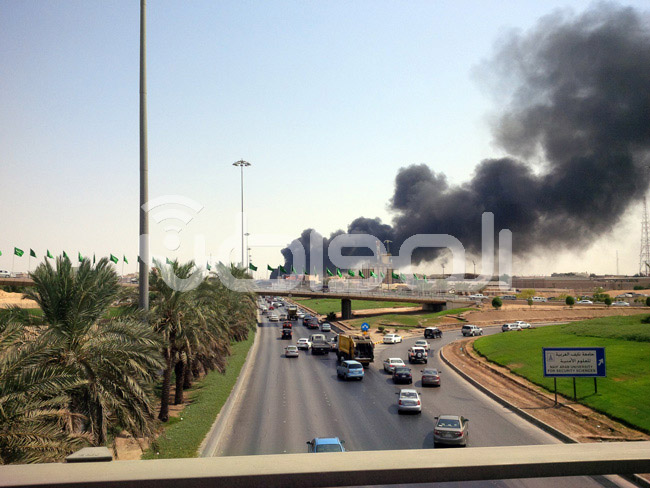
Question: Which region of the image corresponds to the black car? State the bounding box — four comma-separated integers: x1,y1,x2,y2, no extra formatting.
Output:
302,314,313,326
392,366,413,384
424,327,442,339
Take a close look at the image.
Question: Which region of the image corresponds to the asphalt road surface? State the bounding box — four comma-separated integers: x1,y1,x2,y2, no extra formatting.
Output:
213,301,634,488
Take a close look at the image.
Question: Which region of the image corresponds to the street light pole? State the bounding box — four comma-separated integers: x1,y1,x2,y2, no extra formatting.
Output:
138,0,149,312
244,232,250,269
233,159,251,268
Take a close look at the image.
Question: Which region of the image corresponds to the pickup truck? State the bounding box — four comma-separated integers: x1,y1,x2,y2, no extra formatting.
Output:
310,334,330,355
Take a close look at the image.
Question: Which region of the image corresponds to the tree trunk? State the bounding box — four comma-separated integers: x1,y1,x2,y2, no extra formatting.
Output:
95,400,105,446
183,359,193,390
158,348,173,422
174,359,184,405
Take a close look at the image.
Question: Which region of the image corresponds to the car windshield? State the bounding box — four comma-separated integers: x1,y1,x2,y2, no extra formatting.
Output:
438,419,461,429
315,444,343,452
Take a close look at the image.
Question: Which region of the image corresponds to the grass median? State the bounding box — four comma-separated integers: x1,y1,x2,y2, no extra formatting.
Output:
296,298,420,315
347,307,472,330
142,330,256,459
473,315,650,433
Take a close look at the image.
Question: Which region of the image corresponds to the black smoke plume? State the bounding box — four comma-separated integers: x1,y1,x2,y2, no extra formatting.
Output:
280,4,650,272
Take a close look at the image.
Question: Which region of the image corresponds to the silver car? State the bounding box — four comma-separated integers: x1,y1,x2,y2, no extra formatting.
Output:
285,345,299,358
397,389,421,414
383,357,405,373
433,415,469,446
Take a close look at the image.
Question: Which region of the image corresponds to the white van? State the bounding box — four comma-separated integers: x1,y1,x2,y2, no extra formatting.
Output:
531,296,547,302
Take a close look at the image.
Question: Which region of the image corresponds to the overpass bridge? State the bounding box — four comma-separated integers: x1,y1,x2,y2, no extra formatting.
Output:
0,278,475,319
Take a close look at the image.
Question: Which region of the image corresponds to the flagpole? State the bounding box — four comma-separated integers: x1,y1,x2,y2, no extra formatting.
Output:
138,0,150,312
12,253,15,276
28,255,31,273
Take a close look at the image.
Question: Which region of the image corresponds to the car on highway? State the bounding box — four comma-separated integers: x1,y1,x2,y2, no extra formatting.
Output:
306,437,345,453
279,312,288,321
531,296,547,302
383,357,405,373
502,323,521,332
392,366,413,384
514,320,531,329
612,300,630,306
0,270,11,278
336,360,364,381
408,346,428,364
501,295,517,300
433,415,469,447
306,317,320,329
461,325,483,336
469,294,486,300
397,388,422,414
329,335,339,351
383,333,403,344
421,368,441,387
285,345,299,358
576,299,593,304
302,314,312,326
269,314,279,322
321,322,332,332
297,311,305,319
424,327,442,339
414,339,430,351
296,338,312,350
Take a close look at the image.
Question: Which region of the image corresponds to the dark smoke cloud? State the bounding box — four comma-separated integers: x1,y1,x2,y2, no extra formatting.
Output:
281,4,650,271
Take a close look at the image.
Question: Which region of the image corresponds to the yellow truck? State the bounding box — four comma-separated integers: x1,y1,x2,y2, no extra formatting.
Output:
337,334,374,365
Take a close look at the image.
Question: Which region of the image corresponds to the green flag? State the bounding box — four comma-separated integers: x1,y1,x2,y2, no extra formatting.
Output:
347,269,355,277
63,251,69,259
337,268,342,277
414,273,419,281
392,271,399,280
110,254,119,264
291,265,297,274
166,257,173,265
47,250,53,259
303,268,308,275
267,264,274,272
0,250,2,256
400,273,406,281
30,249,36,258
358,270,365,278
14,247,24,257
370,271,377,278
326,268,334,276
78,252,84,263
424,276,428,283
279,265,287,274
207,262,212,270
123,255,128,264
249,263,257,271
380,271,385,278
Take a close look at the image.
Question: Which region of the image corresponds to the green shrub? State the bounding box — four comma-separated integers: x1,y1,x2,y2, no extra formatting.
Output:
604,297,612,307
565,296,575,307
646,297,650,307
326,311,337,321
378,326,385,333
491,297,503,310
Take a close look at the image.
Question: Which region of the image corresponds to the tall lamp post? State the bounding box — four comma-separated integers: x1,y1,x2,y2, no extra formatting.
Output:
138,0,149,312
233,159,251,268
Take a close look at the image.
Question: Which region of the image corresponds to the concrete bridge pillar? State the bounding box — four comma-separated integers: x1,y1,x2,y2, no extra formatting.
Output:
422,302,444,313
341,299,352,320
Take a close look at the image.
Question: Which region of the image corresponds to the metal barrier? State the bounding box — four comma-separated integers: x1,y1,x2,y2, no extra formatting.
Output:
1,442,649,488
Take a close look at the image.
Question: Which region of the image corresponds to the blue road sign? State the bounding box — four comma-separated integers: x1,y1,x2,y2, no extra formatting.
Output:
543,347,606,377
361,323,369,332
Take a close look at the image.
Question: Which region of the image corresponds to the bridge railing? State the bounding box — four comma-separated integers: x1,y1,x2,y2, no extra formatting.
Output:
1,442,649,488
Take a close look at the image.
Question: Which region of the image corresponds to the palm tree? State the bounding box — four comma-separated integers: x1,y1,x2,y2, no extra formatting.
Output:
24,256,163,446
0,319,85,464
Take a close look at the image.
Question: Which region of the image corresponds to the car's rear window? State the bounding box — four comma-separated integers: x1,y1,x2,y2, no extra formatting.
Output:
401,391,418,399
316,444,343,452
348,364,362,370
394,367,410,373
438,419,461,428
423,370,438,375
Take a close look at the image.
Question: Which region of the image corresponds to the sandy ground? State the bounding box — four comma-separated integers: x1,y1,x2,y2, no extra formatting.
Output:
0,290,37,308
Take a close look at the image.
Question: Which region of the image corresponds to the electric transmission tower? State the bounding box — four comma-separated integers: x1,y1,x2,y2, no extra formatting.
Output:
640,197,650,276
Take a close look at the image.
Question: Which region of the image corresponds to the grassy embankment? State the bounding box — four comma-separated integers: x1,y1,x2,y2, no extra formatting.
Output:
296,298,420,315
347,307,473,330
473,315,650,433
141,330,256,459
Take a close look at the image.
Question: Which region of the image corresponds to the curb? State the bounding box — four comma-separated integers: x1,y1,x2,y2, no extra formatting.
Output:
439,344,650,488
198,315,262,457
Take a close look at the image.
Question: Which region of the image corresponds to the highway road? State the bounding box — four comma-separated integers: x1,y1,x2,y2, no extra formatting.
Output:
211,300,634,488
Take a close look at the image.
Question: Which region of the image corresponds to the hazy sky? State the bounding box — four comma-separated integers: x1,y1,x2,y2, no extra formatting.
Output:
1,1,647,276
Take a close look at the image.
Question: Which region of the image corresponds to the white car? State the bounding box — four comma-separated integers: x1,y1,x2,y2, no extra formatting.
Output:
285,345,299,358
269,314,279,321
612,301,630,306
0,270,11,278
502,323,521,332
297,312,305,319
576,299,593,304
514,320,531,329
383,333,403,344
296,338,312,350
383,357,405,373
414,340,430,351
397,389,422,414
469,294,486,300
